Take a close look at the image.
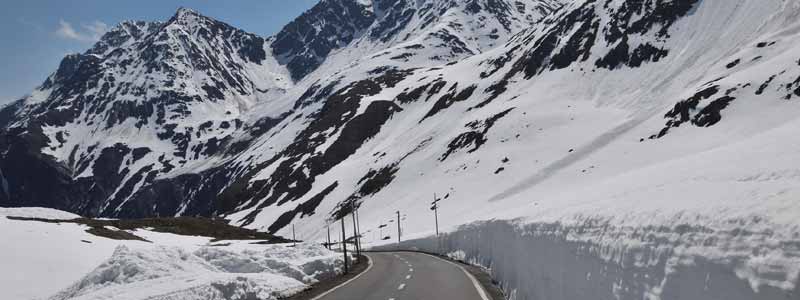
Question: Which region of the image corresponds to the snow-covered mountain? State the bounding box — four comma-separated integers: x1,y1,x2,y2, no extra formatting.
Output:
0,7,295,217
0,0,561,220
2,0,800,297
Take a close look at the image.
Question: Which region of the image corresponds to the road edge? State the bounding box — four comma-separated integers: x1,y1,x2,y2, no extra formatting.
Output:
367,250,505,300
418,252,491,300
281,254,372,300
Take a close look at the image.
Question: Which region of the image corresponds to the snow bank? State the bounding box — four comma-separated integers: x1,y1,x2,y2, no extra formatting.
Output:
1,208,125,299
377,219,800,300
0,208,343,300
48,243,341,300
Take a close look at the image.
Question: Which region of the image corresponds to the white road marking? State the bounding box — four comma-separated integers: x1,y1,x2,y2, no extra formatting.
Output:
398,283,406,290
405,274,411,279
409,268,413,272
419,253,491,300
309,255,374,300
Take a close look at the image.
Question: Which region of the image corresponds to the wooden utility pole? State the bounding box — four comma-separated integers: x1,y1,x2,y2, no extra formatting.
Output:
431,193,440,236
431,193,444,253
355,208,362,251
340,217,348,274
292,224,297,247
396,210,401,245
326,223,331,250
351,206,360,257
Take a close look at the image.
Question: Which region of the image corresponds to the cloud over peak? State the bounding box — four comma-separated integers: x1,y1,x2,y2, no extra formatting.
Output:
55,19,108,42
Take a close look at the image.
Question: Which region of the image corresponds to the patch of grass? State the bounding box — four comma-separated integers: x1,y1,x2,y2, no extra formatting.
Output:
85,226,150,242
6,216,291,243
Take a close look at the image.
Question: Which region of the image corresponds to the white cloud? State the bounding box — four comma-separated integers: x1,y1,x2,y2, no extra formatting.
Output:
55,19,108,42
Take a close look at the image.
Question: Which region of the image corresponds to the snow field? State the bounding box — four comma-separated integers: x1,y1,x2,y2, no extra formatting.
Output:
0,207,344,300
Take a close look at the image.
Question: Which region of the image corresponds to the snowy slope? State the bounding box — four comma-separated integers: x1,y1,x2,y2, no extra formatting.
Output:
223,0,800,237
340,0,795,223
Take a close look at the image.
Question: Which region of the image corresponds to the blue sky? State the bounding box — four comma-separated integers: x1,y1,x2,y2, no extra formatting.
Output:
0,0,320,104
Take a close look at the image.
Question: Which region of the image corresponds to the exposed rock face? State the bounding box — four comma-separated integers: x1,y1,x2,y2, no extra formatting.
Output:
272,0,377,81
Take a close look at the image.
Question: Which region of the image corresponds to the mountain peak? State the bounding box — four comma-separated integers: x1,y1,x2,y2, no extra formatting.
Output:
167,7,213,28
353,0,373,7
87,20,162,56
174,7,201,18
323,0,372,6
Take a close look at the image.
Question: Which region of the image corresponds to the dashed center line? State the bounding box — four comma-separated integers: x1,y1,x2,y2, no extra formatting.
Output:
398,283,406,290
409,268,414,272
405,274,411,279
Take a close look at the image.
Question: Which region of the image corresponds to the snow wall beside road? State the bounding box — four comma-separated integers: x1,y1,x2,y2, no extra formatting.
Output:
375,219,800,300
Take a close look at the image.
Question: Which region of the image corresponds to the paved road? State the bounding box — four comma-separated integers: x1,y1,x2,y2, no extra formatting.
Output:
312,252,489,300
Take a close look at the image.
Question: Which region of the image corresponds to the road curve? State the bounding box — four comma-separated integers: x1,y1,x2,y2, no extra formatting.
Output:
312,252,489,300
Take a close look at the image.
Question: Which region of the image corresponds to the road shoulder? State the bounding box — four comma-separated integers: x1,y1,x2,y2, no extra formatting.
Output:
281,254,370,300
459,260,505,300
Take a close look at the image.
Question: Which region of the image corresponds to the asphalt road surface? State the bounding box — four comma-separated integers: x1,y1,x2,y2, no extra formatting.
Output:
312,252,490,300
